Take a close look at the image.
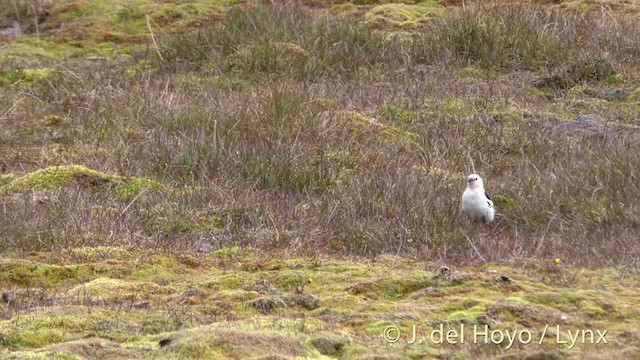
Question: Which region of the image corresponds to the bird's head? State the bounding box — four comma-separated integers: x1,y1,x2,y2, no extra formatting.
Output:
466,174,484,189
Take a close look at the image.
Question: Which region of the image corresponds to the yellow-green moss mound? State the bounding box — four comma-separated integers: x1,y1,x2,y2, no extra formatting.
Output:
363,1,445,29
0,68,53,87
0,165,163,196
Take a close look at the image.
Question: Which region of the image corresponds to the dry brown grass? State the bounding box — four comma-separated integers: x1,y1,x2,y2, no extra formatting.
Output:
1,2,640,271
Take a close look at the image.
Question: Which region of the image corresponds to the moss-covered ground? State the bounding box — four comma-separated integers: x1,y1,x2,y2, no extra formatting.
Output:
1,247,638,359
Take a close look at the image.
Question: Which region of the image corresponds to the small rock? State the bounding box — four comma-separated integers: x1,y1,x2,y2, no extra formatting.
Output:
249,297,286,315
284,293,320,310
194,242,215,254
244,280,278,295
0,21,21,36
310,335,349,356
132,300,151,309
590,89,631,101
410,287,442,299
158,338,173,347
570,114,606,131
2,292,15,305
555,114,607,136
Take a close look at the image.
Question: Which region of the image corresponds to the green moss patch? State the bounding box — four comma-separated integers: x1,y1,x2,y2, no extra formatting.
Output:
0,165,163,196
0,68,53,87
2,37,135,67
363,1,445,29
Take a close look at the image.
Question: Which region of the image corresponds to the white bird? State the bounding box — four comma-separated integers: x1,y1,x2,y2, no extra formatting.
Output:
461,174,495,224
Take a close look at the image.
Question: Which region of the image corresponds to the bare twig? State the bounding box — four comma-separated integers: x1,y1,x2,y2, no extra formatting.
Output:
146,15,163,61
463,232,486,263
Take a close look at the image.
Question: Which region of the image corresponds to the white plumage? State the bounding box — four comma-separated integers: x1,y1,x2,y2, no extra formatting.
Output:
461,174,495,224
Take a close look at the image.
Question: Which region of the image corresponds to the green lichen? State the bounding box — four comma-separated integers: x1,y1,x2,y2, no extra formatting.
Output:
0,259,82,287
118,176,164,196
0,68,53,87
0,165,163,196
6,38,66,58
3,38,133,66
0,165,116,193
64,277,169,304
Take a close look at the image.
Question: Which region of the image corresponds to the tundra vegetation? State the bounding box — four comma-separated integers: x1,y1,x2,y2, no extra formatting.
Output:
1,0,639,358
